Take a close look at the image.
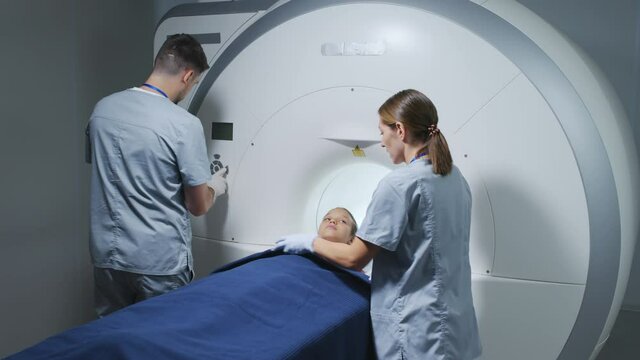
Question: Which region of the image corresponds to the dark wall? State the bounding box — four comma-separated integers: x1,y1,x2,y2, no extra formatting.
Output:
0,0,154,357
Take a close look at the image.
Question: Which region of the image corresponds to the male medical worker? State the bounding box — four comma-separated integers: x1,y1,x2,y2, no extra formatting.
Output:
87,34,227,317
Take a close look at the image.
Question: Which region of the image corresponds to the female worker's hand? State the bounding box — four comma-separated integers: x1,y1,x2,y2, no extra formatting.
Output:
275,233,317,254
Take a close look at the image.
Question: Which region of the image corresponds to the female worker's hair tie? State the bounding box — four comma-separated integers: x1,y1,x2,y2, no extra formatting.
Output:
428,124,440,137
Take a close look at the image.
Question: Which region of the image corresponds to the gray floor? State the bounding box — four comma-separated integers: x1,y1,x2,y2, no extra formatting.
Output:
597,309,640,359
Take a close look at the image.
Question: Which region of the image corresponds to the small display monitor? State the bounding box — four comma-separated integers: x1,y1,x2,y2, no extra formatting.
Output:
211,122,233,141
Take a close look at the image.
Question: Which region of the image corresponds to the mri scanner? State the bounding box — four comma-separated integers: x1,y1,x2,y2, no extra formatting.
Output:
155,1,639,359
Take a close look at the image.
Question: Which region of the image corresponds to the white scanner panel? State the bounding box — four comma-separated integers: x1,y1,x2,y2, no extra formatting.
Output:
212,4,521,131
452,73,589,284
157,1,639,359
226,87,391,244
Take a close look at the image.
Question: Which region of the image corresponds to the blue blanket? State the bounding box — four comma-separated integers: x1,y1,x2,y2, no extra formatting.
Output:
8,250,373,359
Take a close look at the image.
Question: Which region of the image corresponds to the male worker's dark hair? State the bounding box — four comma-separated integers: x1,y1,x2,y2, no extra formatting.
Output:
154,33,209,75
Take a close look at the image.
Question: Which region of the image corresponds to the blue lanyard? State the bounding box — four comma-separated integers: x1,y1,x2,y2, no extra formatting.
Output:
410,151,428,163
141,83,168,99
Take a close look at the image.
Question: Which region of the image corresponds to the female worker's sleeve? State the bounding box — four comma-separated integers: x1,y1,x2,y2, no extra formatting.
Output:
356,178,408,251
176,118,211,187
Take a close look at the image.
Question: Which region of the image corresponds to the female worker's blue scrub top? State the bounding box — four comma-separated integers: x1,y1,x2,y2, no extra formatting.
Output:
356,160,482,360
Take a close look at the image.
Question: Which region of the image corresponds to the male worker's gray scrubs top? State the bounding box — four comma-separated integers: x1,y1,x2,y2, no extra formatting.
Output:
357,161,482,359
89,88,210,276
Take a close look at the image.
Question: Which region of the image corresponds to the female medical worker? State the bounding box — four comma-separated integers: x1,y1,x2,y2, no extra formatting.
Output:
277,89,482,359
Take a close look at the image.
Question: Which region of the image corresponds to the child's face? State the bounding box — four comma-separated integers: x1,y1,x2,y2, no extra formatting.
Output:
318,208,355,244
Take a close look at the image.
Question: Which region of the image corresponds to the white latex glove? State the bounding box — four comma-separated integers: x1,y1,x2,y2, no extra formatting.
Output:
275,233,317,254
207,166,228,200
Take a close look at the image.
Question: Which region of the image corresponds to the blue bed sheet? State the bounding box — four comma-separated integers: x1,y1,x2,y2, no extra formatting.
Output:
7,250,373,360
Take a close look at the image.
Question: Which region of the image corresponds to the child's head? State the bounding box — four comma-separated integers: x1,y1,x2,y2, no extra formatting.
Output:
318,207,358,244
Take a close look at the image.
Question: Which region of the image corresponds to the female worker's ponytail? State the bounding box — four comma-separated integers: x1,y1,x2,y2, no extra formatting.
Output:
379,89,453,176
424,125,452,176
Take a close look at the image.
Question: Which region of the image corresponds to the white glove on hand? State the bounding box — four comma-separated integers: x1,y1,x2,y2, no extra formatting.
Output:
207,166,228,200
275,233,317,254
